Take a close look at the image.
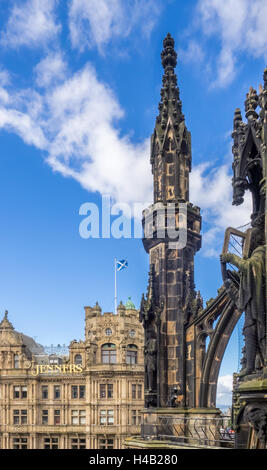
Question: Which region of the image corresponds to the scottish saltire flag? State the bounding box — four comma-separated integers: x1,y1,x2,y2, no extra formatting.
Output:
117,259,128,271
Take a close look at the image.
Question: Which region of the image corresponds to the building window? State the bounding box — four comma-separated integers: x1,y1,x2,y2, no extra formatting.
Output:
100,384,113,399
105,328,112,337
49,356,60,365
132,384,136,399
54,385,60,399
13,437,28,449
131,410,142,425
100,384,106,398
72,386,78,399
101,344,117,364
126,344,138,364
132,409,137,425
107,384,113,398
71,410,86,425
79,385,85,399
42,410,49,425
100,410,114,426
13,410,27,425
138,384,142,399
13,410,19,425
99,437,114,449
14,354,19,369
74,354,82,365
13,386,27,399
71,437,86,449
71,385,85,399
44,437,58,449
42,385,48,399
13,386,20,399
54,410,60,425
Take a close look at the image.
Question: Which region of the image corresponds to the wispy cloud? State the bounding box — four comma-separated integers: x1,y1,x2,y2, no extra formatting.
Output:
183,0,267,87
34,52,68,88
217,374,233,406
190,161,252,256
68,0,162,52
180,40,205,64
0,0,61,49
0,63,152,205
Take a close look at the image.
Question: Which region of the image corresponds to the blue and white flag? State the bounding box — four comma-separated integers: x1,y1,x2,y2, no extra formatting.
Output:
116,259,128,272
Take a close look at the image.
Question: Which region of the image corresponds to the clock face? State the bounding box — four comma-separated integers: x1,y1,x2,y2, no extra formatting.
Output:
129,329,135,338
105,328,112,337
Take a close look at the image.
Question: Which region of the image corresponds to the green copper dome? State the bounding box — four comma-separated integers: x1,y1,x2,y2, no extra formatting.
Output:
125,297,136,310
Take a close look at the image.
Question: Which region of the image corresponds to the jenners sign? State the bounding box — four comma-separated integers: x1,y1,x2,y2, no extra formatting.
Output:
31,364,83,376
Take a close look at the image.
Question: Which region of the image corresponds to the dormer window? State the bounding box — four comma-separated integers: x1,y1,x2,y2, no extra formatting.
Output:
49,356,62,365
74,354,82,365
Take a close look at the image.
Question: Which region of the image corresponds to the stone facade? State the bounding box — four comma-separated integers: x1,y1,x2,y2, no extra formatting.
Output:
0,302,144,449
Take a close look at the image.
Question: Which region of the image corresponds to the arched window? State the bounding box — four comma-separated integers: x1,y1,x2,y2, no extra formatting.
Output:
74,354,82,365
14,354,19,369
126,344,138,365
101,344,117,364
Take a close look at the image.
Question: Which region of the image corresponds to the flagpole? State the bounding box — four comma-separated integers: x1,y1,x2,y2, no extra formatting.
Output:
114,258,117,315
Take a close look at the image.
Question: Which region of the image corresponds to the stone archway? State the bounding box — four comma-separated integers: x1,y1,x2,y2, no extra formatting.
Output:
185,289,242,408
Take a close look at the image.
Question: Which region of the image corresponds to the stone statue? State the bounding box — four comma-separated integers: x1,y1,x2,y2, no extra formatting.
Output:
221,227,265,377
145,326,157,391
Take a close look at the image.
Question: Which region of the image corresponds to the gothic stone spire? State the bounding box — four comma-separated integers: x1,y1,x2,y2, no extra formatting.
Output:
151,33,192,204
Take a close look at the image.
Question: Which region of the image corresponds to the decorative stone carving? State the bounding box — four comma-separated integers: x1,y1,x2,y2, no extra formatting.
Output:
244,405,267,445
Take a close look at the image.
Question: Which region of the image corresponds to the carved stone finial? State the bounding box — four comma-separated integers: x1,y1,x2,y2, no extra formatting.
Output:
233,108,242,130
245,87,258,120
0,310,14,330
161,33,177,70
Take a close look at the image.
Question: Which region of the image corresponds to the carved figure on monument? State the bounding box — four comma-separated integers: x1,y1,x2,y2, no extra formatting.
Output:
145,326,157,392
221,225,265,377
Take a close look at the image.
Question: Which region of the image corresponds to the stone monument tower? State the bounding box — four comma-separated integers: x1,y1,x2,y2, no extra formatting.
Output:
140,33,202,408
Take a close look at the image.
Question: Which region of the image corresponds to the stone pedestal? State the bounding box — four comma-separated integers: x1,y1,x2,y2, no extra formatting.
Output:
233,370,267,449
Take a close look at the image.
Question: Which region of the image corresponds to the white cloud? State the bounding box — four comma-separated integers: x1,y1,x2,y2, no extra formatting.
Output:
34,53,68,88
0,63,152,205
0,0,60,48
0,107,47,148
217,374,233,406
180,40,205,64
190,161,252,256
68,0,161,52
0,68,10,87
186,0,267,87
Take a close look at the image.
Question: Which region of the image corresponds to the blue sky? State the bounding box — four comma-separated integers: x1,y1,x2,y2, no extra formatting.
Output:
0,0,266,405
